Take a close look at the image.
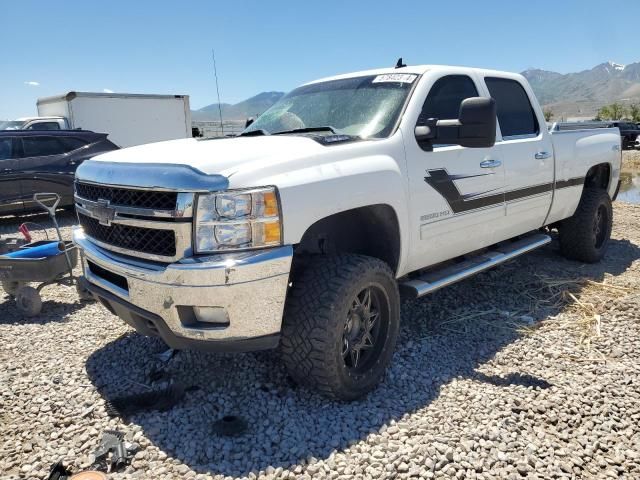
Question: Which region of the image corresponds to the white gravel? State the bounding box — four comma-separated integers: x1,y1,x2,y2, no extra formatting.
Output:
1,204,639,480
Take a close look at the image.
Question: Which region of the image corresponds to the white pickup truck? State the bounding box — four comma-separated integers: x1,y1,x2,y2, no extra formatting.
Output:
73,64,622,400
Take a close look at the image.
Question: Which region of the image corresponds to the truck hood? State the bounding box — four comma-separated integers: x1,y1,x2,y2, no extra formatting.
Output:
88,135,333,178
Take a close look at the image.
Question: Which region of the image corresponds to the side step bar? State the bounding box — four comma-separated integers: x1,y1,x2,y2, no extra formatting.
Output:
400,233,551,298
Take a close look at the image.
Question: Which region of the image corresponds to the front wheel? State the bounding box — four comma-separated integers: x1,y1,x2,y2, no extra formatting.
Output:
558,188,613,263
280,255,400,401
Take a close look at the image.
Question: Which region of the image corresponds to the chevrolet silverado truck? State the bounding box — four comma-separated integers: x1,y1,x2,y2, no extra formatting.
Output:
72,65,622,400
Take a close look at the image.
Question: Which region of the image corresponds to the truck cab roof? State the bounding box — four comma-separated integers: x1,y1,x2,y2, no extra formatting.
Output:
305,64,527,85
15,116,64,121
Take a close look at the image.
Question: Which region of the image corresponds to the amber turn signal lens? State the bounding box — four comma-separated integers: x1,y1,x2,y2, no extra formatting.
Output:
262,191,278,217
263,220,281,243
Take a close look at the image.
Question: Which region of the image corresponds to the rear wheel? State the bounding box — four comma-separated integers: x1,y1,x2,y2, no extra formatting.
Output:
558,188,612,263
280,255,400,400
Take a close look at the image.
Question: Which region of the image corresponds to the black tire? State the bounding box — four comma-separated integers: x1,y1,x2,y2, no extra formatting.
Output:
280,254,400,401
558,188,613,263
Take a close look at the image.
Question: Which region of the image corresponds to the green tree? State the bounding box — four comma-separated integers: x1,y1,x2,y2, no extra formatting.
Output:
629,104,640,123
595,105,611,121
609,103,626,120
596,103,627,121
543,108,553,122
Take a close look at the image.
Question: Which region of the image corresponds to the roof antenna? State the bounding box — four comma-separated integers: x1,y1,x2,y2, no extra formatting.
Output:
395,57,406,69
211,49,224,136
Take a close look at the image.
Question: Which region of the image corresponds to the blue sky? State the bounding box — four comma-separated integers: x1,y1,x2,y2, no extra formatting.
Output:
3,0,640,119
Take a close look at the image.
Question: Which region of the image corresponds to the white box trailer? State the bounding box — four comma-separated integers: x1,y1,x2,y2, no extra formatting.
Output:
36,92,192,148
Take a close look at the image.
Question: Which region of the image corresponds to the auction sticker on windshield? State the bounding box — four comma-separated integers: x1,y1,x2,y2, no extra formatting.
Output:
372,74,417,83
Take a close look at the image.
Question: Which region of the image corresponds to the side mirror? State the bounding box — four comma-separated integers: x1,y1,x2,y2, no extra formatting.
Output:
245,117,255,128
415,97,496,149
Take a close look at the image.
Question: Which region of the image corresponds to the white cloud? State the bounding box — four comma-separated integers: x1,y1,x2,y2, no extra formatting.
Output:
24,81,40,86
103,88,114,93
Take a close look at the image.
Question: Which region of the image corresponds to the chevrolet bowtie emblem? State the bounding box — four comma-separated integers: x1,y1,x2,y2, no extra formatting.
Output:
89,199,116,226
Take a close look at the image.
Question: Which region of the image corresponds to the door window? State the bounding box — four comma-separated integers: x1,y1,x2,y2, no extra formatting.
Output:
0,138,13,160
59,137,88,151
25,122,61,130
419,75,479,124
485,77,539,138
22,136,69,157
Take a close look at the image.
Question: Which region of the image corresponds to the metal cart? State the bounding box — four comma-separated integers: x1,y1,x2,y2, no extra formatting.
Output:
0,193,91,316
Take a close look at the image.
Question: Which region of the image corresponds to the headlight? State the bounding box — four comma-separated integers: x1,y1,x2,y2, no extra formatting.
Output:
194,187,282,253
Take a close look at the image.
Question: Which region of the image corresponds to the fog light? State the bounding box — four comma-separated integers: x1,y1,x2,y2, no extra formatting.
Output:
193,306,230,325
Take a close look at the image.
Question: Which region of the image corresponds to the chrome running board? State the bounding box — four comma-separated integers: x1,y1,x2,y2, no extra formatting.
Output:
400,233,551,298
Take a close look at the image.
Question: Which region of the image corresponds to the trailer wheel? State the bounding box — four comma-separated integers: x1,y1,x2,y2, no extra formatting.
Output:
2,281,24,298
16,286,43,317
558,188,613,263
280,254,400,400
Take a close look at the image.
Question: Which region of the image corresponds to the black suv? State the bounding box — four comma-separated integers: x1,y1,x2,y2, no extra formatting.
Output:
607,121,640,149
0,130,118,215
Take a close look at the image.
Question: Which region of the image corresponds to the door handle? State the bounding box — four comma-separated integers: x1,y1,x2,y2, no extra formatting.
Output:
535,151,551,160
480,159,502,168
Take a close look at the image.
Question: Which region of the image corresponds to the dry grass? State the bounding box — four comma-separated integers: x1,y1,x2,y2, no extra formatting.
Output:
521,276,630,345
440,275,631,347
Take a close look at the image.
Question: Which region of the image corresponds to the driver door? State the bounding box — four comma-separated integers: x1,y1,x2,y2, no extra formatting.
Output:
405,74,506,272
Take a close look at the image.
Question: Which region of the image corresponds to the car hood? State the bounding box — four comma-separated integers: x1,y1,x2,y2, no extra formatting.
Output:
87,135,332,178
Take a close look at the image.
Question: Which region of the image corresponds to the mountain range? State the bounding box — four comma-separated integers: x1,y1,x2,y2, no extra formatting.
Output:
191,91,284,122
522,61,640,118
192,61,640,122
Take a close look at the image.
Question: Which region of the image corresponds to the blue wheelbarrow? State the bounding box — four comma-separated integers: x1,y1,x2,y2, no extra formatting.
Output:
0,193,91,316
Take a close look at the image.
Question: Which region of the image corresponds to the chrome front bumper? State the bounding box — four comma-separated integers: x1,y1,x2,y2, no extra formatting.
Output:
73,228,292,351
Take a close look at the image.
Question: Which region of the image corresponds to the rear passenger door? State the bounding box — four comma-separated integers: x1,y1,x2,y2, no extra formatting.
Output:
18,136,87,208
484,77,554,238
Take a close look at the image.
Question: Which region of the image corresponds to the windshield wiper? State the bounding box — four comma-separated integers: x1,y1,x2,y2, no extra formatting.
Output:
273,126,338,135
238,129,269,137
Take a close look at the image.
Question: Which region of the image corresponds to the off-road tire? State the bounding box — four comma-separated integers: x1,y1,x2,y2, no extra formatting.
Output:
280,254,400,401
558,188,613,263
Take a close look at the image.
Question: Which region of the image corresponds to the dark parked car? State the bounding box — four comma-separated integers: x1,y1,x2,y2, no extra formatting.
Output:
0,130,118,215
607,121,639,149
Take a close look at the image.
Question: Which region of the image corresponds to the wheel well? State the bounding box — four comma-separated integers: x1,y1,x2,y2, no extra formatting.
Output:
584,163,611,191
294,204,401,273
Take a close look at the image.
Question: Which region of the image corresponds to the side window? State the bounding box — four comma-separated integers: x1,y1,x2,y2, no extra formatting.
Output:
419,75,479,124
22,137,68,157
59,137,88,151
485,77,539,138
25,122,61,131
0,138,13,160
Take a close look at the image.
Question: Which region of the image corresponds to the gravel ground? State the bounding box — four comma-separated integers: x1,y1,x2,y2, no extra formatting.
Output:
1,203,640,480
622,150,640,169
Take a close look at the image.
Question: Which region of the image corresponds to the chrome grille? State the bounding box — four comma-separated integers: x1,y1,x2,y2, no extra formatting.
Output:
75,182,178,210
78,213,177,257
75,184,195,262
